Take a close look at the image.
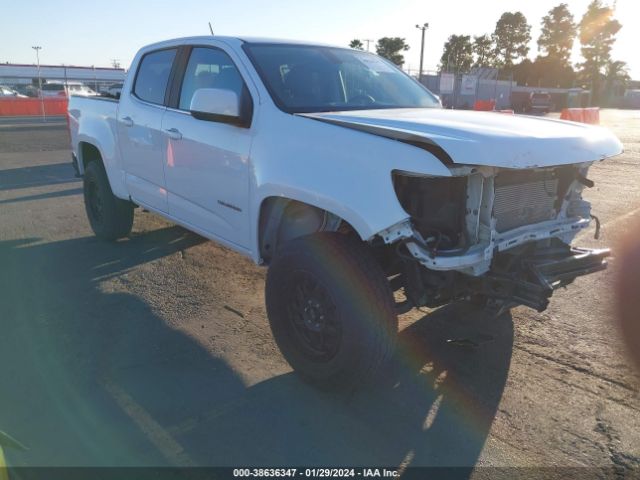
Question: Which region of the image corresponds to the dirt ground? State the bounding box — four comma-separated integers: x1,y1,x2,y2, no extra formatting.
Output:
0,110,639,477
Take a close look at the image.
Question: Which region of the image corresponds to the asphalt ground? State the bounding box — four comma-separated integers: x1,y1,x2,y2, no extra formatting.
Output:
0,110,638,477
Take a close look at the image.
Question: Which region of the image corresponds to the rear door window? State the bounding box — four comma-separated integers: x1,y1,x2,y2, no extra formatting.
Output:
134,48,177,105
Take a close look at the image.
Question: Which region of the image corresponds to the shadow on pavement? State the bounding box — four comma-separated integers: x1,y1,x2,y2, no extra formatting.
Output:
0,162,77,191
179,303,513,471
0,226,512,474
0,187,83,205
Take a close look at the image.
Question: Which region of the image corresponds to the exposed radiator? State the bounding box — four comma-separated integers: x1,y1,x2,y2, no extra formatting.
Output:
493,171,559,232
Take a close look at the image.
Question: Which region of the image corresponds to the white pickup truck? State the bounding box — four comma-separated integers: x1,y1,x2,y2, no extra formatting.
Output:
69,36,622,388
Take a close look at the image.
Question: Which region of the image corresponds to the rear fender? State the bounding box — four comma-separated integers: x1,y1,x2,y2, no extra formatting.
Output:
75,117,128,200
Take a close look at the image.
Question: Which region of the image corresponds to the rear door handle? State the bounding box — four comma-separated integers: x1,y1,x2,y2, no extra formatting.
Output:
165,128,182,140
121,116,133,127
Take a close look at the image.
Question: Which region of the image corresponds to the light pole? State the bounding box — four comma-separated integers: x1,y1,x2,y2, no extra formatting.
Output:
415,23,428,81
32,46,45,120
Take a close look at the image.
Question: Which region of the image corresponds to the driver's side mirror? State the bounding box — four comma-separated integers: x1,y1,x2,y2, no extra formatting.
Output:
190,88,248,127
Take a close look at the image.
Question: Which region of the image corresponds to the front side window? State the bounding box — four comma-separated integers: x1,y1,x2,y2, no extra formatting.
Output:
244,44,440,113
134,48,177,105
178,47,245,111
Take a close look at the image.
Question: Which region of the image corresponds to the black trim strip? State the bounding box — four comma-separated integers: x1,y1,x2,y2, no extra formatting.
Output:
191,110,246,127
166,46,191,108
298,114,455,166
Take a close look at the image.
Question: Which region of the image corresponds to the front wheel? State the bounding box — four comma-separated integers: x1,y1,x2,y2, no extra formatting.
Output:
83,161,134,241
265,233,398,389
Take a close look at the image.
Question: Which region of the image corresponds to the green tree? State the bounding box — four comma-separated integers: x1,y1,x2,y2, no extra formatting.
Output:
513,56,576,88
538,3,576,64
578,0,622,104
439,35,473,73
492,12,532,69
513,59,535,86
537,56,576,88
604,60,630,98
605,60,630,83
375,37,409,66
349,39,364,50
472,34,495,68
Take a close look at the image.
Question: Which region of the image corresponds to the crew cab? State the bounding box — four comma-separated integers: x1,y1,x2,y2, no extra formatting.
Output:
68,36,623,388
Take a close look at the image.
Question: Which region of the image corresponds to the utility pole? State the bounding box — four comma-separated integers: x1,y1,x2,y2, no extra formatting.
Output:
363,39,374,52
415,23,428,81
32,46,45,121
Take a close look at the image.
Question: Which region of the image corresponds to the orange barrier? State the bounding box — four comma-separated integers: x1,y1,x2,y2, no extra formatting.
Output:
560,107,600,125
474,99,496,111
560,108,583,122
582,107,600,124
0,97,68,116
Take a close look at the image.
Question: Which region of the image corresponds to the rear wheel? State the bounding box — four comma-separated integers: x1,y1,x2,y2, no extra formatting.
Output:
83,161,134,241
265,233,398,389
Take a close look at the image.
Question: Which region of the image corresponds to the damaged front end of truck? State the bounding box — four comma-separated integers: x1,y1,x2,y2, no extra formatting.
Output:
302,109,623,315
381,163,610,314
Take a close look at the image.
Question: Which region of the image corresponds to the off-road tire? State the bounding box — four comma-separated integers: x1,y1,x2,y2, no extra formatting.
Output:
83,161,134,241
265,232,398,389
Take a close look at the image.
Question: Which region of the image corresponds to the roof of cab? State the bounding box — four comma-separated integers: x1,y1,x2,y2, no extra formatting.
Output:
141,36,337,50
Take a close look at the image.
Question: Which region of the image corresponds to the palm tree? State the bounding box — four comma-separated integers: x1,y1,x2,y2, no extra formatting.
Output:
605,60,630,100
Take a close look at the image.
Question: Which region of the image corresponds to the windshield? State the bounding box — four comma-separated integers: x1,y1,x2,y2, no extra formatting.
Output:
244,43,440,113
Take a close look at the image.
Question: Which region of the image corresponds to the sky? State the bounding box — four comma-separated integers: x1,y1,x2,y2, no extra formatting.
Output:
2,0,638,78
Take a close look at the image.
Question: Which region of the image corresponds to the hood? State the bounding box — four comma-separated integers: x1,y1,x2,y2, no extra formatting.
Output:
300,108,623,169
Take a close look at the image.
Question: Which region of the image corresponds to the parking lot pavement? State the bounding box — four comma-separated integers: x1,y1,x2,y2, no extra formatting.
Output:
0,122,69,154
0,111,639,474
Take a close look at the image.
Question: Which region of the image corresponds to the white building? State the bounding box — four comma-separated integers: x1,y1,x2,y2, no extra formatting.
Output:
0,63,126,91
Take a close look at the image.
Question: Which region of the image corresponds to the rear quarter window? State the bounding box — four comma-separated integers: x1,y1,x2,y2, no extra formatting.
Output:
133,48,177,105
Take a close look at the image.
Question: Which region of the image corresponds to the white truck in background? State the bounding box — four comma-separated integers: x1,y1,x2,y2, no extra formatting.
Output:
68,36,622,388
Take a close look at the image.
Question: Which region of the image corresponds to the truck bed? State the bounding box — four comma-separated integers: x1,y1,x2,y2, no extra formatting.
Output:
68,95,120,176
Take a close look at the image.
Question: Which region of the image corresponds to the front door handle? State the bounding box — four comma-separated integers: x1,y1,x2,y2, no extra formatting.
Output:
121,116,133,127
165,128,182,140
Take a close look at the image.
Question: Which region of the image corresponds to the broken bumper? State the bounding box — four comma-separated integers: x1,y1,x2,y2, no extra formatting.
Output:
528,247,610,290
470,246,610,312
389,216,594,276
380,218,610,312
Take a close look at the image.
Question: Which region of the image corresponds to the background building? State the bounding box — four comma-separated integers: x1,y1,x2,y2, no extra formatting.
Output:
0,63,125,93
